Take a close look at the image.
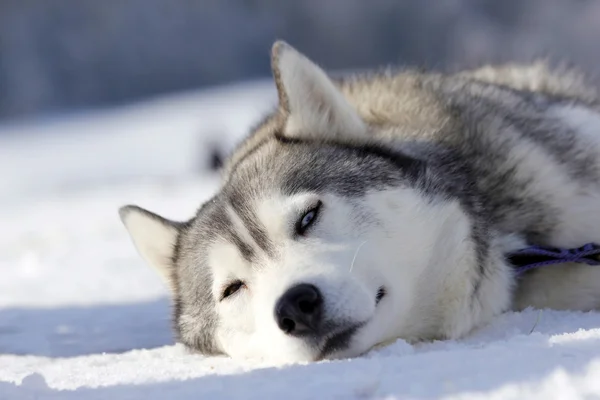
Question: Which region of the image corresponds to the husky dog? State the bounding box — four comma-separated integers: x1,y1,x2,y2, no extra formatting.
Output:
119,41,600,363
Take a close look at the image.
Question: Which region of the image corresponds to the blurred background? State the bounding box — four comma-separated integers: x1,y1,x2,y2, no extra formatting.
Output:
1,0,600,196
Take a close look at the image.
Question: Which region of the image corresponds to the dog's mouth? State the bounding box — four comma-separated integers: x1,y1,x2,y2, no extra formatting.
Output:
315,287,385,360
375,286,386,305
317,323,364,360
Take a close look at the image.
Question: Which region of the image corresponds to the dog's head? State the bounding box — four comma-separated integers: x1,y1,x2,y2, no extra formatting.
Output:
119,42,488,362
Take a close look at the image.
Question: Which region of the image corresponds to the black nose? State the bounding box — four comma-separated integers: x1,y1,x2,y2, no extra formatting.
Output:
274,284,323,336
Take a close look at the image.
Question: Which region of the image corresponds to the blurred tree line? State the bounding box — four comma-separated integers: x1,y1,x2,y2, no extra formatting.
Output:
1,0,599,120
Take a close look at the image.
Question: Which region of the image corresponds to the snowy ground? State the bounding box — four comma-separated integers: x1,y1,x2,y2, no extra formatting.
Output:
2,83,600,399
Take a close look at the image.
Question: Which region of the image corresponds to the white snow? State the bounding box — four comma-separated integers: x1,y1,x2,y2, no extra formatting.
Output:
2,82,600,400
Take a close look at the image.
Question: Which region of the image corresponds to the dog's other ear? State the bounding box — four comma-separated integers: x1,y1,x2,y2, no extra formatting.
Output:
119,205,180,292
271,41,367,141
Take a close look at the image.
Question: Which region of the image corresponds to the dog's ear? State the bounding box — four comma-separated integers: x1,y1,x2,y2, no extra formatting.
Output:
271,41,367,141
119,205,180,292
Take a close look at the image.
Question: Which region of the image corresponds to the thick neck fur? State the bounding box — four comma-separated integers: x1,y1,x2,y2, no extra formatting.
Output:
361,186,514,344
337,66,599,246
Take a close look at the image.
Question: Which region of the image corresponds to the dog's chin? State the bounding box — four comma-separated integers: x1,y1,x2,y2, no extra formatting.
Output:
258,321,369,364
310,322,362,360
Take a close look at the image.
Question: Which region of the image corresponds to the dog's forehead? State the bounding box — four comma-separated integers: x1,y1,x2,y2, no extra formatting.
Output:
198,191,316,272
184,137,425,266
224,136,418,199
185,134,425,269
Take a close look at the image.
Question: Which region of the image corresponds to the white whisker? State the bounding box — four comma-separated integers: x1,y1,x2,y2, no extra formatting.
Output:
349,240,368,273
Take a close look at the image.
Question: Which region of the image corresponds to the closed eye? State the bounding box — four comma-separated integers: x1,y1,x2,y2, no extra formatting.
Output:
295,200,322,236
220,280,245,301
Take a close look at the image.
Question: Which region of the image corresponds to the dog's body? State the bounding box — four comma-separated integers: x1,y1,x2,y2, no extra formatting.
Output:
120,42,600,363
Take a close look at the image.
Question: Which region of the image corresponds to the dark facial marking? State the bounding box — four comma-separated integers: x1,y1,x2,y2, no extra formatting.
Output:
228,191,275,258
208,203,256,262
272,134,425,198
228,230,256,262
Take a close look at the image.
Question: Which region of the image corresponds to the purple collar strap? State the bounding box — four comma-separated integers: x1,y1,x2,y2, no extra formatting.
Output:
507,243,600,276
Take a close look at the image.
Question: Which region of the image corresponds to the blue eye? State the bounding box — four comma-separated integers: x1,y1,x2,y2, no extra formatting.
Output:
296,201,322,235
301,211,315,227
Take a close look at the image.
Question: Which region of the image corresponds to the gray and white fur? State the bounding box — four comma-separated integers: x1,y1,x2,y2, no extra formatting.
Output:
119,41,600,363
